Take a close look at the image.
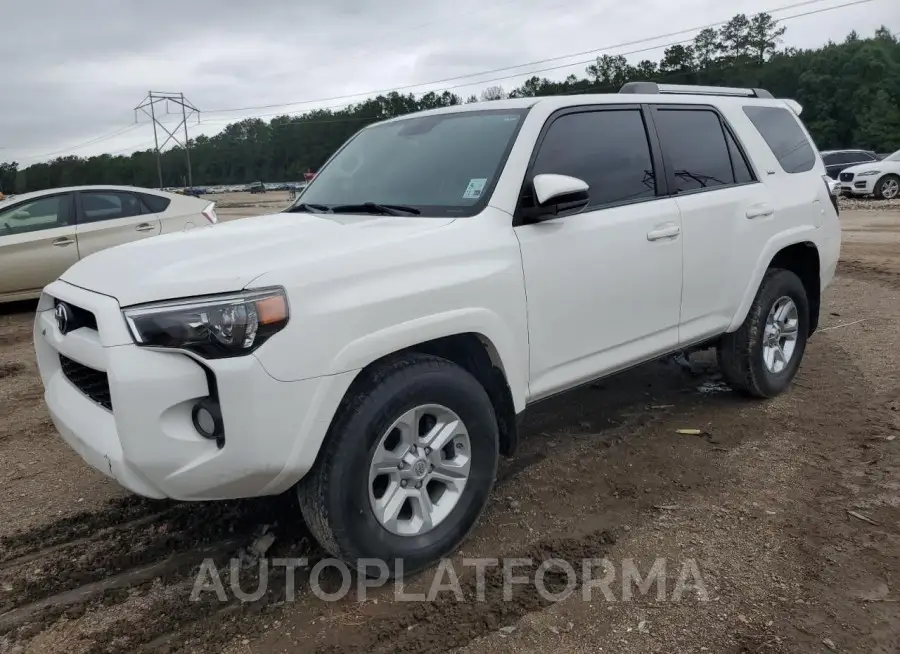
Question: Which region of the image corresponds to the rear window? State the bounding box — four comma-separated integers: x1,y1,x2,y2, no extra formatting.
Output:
139,193,172,213
742,105,816,174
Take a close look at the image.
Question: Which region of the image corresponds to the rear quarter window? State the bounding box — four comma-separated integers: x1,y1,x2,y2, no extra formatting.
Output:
139,193,172,213
742,105,817,174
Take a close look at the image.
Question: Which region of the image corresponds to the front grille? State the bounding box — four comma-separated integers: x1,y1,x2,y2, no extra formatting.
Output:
53,299,98,332
840,172,854,182
59,354,112,410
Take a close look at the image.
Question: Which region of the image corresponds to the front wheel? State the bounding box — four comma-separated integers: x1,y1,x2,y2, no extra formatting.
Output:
297,353,499,576
875,174,899,200
718,268,809,398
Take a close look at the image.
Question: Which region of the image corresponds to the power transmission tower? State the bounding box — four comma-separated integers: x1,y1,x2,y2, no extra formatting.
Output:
134,92,200,189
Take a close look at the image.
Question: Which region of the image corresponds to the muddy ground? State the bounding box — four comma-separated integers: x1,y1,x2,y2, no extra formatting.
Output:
1,197,899,653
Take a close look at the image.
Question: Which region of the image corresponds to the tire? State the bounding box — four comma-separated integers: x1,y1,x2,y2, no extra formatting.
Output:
297,353,499,576
718,268,809,398
874,174,900,200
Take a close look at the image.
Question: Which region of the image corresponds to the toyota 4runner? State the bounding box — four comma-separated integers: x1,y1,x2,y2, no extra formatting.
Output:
34,82,841,573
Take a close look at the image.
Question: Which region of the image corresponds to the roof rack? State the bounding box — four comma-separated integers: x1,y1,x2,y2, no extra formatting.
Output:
619,81,774,99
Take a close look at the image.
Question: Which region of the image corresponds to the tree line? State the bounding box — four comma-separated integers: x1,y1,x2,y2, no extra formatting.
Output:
3,15,898,194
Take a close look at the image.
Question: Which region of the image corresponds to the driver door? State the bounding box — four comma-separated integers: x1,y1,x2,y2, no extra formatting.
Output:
514,106,683,400
0,193,78,300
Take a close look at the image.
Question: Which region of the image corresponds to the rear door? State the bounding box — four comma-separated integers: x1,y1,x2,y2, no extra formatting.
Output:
650,104,776,345
74,190,161,258
0,193,78,299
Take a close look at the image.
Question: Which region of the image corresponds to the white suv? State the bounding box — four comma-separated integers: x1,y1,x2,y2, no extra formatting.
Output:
34,83,841,573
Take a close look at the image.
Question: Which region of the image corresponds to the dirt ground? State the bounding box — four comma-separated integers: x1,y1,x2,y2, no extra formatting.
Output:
1,197,899,654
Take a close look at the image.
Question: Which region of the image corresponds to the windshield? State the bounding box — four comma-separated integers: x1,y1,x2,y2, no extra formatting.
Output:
885,150,900,162
296,108,528,217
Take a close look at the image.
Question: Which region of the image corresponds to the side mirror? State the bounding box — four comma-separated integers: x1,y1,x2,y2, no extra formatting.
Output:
526,174,590,222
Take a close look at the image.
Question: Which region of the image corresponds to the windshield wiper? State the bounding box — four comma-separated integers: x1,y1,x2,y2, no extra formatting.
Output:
330,202,421,216
284,202,332,214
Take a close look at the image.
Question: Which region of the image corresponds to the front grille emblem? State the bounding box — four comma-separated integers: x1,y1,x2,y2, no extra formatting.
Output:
55,303,71,335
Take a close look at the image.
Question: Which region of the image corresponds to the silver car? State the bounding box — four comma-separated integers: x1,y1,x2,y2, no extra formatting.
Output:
0,185,217,303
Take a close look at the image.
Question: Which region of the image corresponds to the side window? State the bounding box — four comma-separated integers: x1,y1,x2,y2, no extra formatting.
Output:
138,193,171,213
529,109,656,209
0,195,71,236
724,128,754,184
80,192,144,223
654,108,735,193
742,105,816,174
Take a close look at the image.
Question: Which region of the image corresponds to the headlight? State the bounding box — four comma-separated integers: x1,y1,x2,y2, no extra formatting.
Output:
857,170,880,176
123,288,289,358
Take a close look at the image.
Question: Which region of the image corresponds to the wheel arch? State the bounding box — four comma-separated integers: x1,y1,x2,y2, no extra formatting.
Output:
338,332,520,457
728,232,822,336
767,242,821,335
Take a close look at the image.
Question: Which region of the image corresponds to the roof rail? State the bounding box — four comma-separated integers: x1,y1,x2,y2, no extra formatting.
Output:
619,81,774,99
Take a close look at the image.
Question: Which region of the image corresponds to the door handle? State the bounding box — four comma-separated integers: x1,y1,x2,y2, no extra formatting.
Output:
745,204,775,219
135,223,155,232
52,237,75,247
647,224,680,241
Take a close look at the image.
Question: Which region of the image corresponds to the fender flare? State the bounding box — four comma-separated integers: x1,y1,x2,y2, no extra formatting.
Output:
328,307,528,412
726,227,820,333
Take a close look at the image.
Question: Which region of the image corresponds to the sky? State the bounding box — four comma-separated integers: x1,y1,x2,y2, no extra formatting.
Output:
1,0,896,167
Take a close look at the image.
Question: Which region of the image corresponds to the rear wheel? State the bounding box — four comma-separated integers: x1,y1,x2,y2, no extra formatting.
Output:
875,174,899,200
718,268,809,398
297,353,499,576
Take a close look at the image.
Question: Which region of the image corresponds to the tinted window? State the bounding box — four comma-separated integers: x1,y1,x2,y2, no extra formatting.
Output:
299,109,528,216
654,109,735,192
848,151,876,163
0,194,71,236
743,105,816,174
725,128,754,184
529,109,656,208
80,192,143,223
139,193,171,213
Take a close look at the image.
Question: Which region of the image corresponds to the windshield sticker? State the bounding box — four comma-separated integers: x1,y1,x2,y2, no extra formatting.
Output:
463,178,487,199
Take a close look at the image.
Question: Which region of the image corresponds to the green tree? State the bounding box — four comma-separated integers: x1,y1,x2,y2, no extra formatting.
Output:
0,162,17,194
854,89,900,151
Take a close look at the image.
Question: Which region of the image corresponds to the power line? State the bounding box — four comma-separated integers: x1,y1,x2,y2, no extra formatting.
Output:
194,0,877,129
202,0,842,115
19,123,144,162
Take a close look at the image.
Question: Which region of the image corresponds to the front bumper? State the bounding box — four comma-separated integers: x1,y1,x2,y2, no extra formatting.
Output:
34,281,355,501
840,176,877,196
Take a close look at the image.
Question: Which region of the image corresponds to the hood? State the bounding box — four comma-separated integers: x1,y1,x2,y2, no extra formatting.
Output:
842,161,889,175
61,212,455,306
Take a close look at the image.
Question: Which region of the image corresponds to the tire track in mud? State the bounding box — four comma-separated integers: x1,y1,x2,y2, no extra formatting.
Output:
0,494,312,645
0,496,174,562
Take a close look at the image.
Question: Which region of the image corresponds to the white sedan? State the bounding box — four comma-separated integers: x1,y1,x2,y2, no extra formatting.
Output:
839,150,900,199
0,185,217,303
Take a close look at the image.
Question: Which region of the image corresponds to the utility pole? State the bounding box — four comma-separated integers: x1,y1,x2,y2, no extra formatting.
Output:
134,91,200,189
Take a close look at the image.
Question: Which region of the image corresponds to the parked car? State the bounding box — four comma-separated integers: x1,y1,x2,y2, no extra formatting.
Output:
249,181,266,194
820,149,880,179
838,149,900,199
0,185,217,303
34,83,840,574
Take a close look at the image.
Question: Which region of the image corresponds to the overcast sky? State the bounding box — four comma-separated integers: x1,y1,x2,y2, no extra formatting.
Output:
1,0,895,166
